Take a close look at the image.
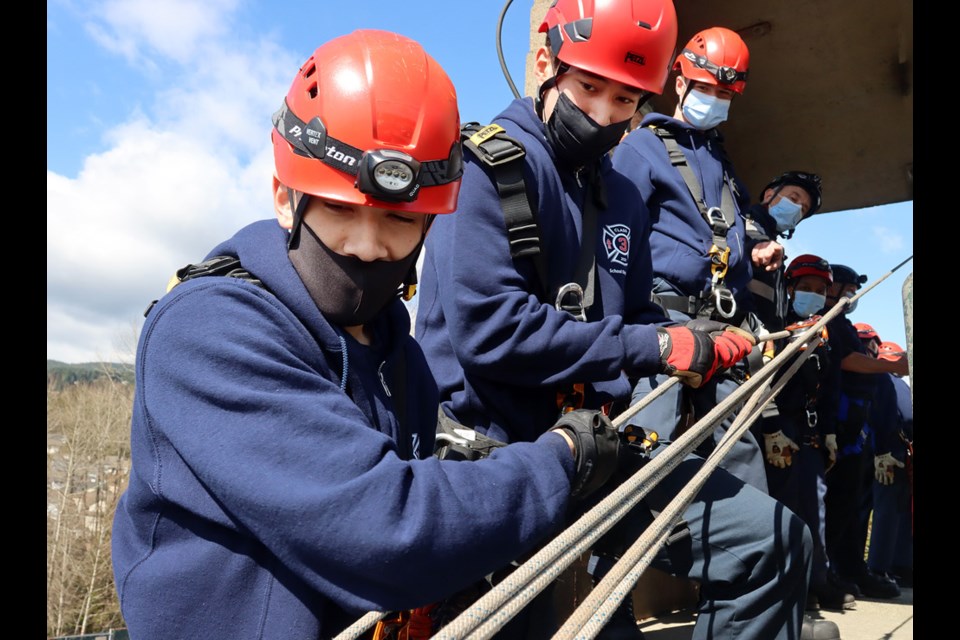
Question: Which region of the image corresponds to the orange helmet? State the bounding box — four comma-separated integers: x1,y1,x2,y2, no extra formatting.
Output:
854,322,881,341
539,0,679,94
877,341,906,361
785,254,833,284
674,27,749,94
271,30,463,214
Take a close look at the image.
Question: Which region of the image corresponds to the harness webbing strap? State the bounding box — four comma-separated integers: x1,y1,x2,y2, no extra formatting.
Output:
460,121,600,318
461,123,550,298
144,255,265,317
746,279,776,302
570,170,603,311
650,125,737,283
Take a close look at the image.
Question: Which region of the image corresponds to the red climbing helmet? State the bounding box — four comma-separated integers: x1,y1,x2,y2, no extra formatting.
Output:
539,0,679,94
271,29,463,214
673,27,749,94
785,254,833,284
877,341,906,361
854,322,881,343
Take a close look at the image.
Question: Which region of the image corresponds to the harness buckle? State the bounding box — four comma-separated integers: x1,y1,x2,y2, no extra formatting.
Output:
622,424,660,456
556,282,587,322
806,408,818,428
712,287,737,319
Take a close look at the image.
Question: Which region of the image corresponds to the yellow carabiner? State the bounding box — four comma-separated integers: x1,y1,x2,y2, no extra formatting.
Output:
708,245,730,280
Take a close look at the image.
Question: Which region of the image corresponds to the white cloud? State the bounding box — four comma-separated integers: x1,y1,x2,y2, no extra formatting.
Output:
47,5,302,363
86,0,241,64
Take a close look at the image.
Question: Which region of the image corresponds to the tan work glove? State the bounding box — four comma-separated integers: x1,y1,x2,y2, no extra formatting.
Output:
823,434,838,470
763,430,799,468
874,452,905,486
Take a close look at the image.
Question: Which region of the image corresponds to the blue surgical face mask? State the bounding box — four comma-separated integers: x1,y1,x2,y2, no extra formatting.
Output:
792,291,826,318
681,88,731,130
843,291,859,314
769,196,804,232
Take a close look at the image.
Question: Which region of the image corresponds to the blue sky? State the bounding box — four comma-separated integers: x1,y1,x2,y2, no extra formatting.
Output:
47,0,913,364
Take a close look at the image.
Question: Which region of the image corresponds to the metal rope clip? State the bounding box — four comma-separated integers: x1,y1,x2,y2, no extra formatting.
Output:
555,282,587,322
712,287,737,319
806,408,818,428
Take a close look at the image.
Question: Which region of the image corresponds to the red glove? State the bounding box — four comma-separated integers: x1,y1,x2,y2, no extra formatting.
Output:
657,320,757,388
685,318,757,369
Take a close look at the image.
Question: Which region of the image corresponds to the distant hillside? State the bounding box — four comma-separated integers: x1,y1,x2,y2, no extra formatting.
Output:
47,360,135,388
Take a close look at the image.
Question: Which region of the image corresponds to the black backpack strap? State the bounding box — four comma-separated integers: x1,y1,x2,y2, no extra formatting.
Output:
461,122,550,299
144,255,266,317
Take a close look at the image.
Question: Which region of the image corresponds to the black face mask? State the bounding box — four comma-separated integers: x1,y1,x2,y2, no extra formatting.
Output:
544,93,631,169
288,221,421,327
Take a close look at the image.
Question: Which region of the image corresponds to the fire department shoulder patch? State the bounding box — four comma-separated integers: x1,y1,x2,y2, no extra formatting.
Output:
603,224,631,267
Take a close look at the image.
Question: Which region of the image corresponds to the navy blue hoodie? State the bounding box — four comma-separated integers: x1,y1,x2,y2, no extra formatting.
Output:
415,97,666,444
742,202,789,331
611,113,753,310
111,219,575,639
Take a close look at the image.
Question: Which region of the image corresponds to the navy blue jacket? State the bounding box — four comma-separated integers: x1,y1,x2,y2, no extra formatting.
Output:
415,97,666,444
112,219,575,639
869,373,913,456
610,113,753,312
743,202,788,331
827,315,878,399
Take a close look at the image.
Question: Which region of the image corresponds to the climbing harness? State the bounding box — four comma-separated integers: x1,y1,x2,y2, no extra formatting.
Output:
647,125,741,320
461,121,603,413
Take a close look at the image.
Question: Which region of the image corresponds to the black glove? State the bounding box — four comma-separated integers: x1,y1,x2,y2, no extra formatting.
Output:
657,319,757,388
551,409,621,501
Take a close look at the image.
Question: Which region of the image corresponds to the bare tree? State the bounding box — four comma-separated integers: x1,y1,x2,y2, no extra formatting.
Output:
47,370,133,637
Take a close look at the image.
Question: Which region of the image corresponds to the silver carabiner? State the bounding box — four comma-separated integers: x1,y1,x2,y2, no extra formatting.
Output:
555,282,587,322
713,287,737,319
705,206,727,228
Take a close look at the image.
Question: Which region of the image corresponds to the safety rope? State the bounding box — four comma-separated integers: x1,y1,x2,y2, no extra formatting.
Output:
334,313,836,640
558,336,821,640
442,311,839,640
331,379,681,640
334,260,908,639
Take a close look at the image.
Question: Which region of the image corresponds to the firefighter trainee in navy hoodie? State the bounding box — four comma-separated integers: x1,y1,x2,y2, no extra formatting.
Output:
610,27,771,493
110,30,628,640
416,2,831,638
761,255,855,612
821,265,909,596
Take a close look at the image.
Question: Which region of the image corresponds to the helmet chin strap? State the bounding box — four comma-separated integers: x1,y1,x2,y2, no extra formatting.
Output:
286,188,312,250
401,214,435,301
535,61,570,120
679,76,695,111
